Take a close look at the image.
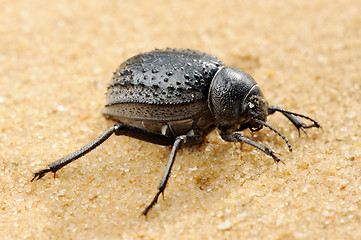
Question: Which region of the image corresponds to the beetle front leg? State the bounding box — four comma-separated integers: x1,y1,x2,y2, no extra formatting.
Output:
142,134,201,217
268,106,321,136
220,132,282,164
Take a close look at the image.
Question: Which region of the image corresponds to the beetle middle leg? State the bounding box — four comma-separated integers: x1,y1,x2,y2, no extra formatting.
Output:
220,132,282,164
142,134,202,216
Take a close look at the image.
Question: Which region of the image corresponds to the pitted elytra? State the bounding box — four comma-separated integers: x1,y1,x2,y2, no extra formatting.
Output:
32,49,321,216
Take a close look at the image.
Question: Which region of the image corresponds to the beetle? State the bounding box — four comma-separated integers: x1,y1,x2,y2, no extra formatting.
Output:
31,48,321,216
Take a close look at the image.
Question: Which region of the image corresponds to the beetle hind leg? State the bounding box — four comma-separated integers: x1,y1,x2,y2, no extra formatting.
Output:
31,168,53,181
31,123,176,182
31,125,119,181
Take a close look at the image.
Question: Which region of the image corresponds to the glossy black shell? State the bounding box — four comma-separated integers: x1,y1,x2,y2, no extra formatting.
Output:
102,49,223,137
105,49,223,105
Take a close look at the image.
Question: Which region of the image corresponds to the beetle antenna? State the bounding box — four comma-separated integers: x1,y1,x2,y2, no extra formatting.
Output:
252,118,293,152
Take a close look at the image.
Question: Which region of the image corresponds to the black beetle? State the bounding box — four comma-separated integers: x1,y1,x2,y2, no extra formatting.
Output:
32,49,321,216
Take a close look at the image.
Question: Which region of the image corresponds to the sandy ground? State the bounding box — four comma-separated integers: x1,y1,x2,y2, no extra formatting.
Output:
1,0,361,239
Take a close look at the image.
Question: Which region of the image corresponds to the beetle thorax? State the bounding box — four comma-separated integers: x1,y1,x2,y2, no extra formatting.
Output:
208,67,269,132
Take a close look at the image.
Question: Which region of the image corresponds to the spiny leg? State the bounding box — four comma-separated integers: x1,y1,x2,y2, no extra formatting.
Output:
31,123,174,181
142,134,201,216
221,132,283,164
268,105,321,136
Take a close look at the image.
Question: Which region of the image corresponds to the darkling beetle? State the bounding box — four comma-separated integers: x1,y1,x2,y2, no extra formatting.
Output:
32,49,321,216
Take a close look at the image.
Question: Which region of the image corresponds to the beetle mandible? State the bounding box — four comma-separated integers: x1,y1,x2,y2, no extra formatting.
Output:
32,49,321,216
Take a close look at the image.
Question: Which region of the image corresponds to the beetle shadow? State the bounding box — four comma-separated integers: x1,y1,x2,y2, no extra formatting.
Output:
183,127,296,193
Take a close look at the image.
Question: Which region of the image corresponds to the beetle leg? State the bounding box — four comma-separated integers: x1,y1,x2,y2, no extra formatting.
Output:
268,106,321,136
220,132,283,164
31,125,119,181
113,123,175,146
31,123,175,181
142,134,201,216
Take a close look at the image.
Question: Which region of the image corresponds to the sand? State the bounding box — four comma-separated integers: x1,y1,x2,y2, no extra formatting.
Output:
1,0,361,239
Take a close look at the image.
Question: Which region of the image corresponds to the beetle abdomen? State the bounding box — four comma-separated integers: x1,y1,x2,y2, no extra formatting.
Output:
103,101,208,122
102,101,211,136
105,49,223,106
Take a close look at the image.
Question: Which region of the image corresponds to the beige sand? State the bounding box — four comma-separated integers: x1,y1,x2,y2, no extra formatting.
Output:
1,0,361,239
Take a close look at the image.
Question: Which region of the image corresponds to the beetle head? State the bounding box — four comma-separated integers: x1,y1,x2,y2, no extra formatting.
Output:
208,67,269,132
244,94,269,131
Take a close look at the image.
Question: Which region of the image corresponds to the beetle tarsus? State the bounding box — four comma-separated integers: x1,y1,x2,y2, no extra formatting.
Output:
31,168,53,181
142,191,162,217
268,106,321,136
270,151,285,165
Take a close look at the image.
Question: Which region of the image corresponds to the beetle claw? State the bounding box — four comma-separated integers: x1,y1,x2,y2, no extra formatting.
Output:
303,123,322,130
31,168,52,182
297,122,323,137
142,191,162,217
270,151,285,165
297,126,307,137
